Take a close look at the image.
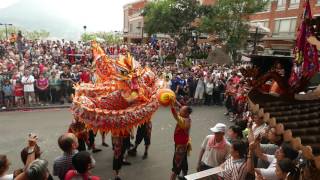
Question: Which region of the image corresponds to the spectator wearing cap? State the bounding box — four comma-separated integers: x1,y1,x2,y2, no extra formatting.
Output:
197,123,231,172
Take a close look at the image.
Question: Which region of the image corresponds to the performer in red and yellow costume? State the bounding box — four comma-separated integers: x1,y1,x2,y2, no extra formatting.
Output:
170,101,192,180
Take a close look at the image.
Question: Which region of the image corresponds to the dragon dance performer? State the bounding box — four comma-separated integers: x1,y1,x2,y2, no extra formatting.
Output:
170,101,193,180
112,129,132,180
128,121,152,159
68,116,88,152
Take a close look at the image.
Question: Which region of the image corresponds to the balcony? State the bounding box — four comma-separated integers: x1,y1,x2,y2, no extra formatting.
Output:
262,32,296,41
272,32,296,37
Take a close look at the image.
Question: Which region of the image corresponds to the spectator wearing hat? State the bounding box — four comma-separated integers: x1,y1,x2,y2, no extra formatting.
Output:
197,123,231,172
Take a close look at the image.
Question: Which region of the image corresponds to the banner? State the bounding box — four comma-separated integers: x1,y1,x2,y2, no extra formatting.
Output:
290,0,319,86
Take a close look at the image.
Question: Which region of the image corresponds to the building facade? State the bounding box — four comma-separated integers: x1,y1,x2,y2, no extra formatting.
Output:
249,0,320,54
123,0,148,43
200,0,320,54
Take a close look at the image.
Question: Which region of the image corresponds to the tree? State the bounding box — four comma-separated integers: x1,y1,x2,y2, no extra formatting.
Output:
0,27,50,40
81,33,97,42
143,0,200,36
25,29,50,40
81,31,122,44
0,26,19,39
199,0,268,62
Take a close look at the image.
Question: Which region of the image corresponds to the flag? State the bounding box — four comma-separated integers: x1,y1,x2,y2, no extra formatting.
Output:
290,0,319,86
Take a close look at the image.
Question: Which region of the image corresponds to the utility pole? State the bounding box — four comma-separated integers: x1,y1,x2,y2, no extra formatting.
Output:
0,23,13,40
252,26,258,55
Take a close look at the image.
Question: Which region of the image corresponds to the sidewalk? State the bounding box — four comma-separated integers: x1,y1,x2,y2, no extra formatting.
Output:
0,103,71,112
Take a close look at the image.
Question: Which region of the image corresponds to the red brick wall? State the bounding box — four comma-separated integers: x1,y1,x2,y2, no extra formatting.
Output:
250,0,320,33
128,0,147,16
201,0,216,6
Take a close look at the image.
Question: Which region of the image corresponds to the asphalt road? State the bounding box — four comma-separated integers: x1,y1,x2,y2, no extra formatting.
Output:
0,106,230,180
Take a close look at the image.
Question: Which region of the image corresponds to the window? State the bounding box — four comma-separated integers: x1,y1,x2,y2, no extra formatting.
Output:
318,0,320,4
256,0,271,12
129,24,133,33
251,21,269,28
274,18,297,36
290,0,300,8
290,0,300,5
262,0,271,12
277,0,286,10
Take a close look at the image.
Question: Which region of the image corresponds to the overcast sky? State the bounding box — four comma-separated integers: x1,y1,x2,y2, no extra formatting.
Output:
0,0,137,32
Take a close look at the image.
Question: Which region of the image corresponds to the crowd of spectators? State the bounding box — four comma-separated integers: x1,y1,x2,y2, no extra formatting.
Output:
1,31,315,180
0,31,241,112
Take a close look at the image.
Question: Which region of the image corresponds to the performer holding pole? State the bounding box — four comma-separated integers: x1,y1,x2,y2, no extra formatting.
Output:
170,101,193,180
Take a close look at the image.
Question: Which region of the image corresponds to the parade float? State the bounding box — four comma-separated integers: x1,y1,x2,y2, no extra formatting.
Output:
71,41,174,134
242,1,320,178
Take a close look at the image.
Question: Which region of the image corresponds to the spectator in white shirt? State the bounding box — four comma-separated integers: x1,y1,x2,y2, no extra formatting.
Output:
21,70,35,106
253,142,299,180
197,123,230,171
204,78,214,105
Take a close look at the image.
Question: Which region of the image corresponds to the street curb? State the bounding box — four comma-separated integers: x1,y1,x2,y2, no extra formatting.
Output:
0,104,71,112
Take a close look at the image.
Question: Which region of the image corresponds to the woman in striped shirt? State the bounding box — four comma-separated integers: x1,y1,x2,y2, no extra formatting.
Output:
219,140,254,180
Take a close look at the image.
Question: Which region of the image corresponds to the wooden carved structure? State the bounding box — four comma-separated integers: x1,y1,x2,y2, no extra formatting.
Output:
240,55,309,99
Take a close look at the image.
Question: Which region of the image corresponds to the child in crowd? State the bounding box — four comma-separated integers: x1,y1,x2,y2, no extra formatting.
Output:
2,79,13,108
14,80,24,107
